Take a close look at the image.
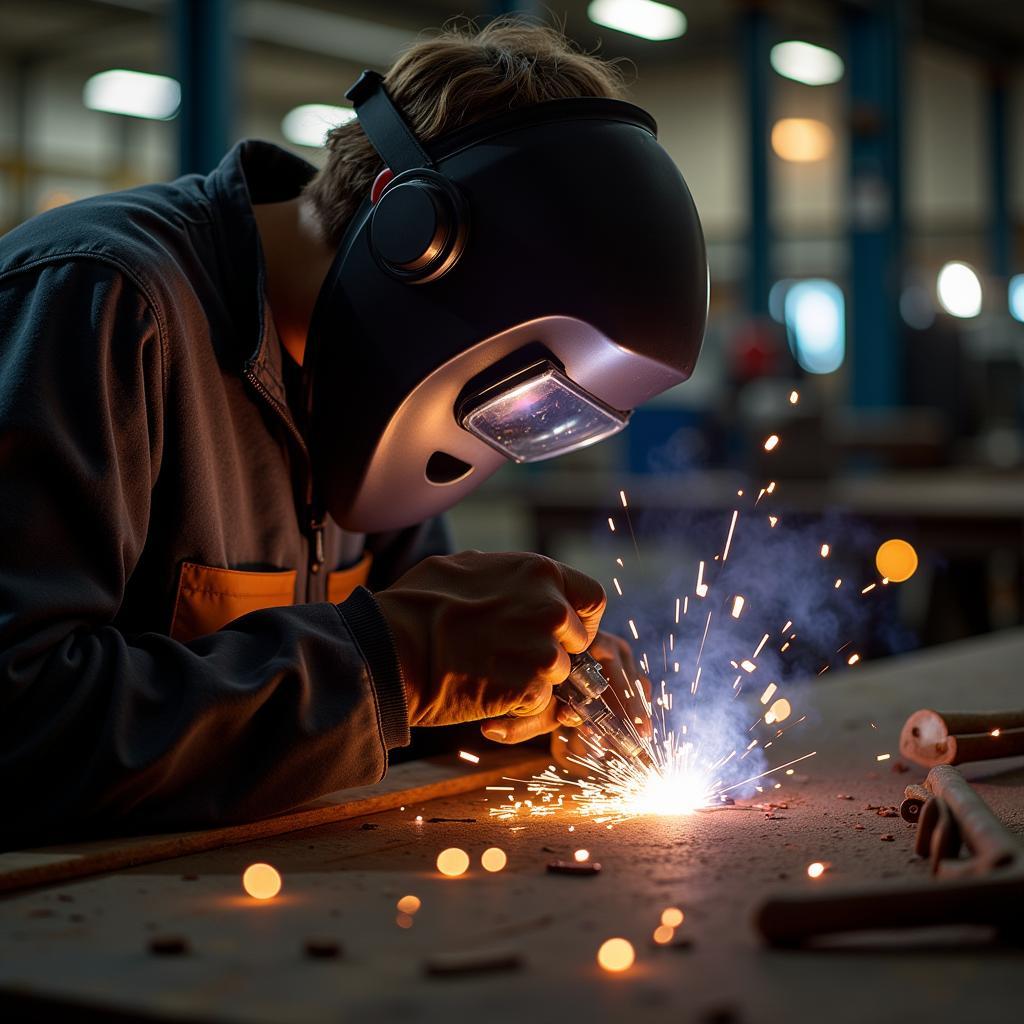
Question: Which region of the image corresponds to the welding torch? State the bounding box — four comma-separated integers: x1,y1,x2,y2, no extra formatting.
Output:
553,650,654,771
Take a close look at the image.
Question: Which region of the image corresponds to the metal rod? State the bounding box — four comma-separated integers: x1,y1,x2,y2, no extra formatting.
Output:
923,765,1020,874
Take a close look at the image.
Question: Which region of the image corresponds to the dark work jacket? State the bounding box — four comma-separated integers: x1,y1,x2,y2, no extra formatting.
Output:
0,141,448,844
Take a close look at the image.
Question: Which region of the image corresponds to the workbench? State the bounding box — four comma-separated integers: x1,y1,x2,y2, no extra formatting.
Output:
2,628,1023,1023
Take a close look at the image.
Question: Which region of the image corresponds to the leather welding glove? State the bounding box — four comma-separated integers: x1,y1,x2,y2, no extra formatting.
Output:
374,551,606,734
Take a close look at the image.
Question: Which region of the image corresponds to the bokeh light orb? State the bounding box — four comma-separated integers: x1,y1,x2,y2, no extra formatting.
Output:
597,937,636,973
242,863,282,900
480,847,507,873
936,261,982,318
396,895,421,914
661,907,684,928
875,539,918,583
436,848,470,877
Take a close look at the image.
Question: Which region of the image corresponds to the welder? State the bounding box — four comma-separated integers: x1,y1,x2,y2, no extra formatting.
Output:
0,20,706,841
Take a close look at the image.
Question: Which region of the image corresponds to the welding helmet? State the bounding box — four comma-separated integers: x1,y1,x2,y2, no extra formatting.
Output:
306,70,708,532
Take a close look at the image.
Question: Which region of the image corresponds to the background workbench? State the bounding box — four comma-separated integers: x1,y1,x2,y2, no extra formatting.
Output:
2,628,1023,1024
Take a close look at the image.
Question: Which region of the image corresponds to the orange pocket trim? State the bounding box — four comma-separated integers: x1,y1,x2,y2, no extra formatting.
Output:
327,552,373,605
170,562,297,643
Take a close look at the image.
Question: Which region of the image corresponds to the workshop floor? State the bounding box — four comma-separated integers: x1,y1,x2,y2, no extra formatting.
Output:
2,629,1023,1023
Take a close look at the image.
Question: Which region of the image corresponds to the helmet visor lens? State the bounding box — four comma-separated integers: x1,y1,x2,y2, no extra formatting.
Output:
461,364,629,463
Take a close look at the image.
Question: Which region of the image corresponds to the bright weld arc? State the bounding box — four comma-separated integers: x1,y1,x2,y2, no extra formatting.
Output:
490,468,838,822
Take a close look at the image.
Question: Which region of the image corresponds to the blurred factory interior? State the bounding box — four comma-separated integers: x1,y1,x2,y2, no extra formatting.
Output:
1,0,1022,661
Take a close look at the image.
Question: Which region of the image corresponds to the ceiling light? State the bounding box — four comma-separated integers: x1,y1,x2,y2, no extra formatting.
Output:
770,41,844,86
83,69,180,120
588,0,687,42
281,104,356,148
771,118,833,162
936,261,982,319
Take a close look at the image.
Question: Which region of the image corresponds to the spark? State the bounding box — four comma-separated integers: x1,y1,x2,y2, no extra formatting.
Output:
847,653,860,666
760,683,778,705
807,862,826,879
834,578,842,588
876,753,891,762
608,517,616,532
574,849,590,862
459,750,480,764
789,390,799,404
723,510,739,561
695,561,709,597
768,515,779,528
764,434,780,451
613,577,623,596
740,659,756,673
628,619,639,640
861,583,876,594
731,595,745,618
620,490,628,508
820,543,830,558
753,633,770,657
674,597,680,624
992,729,1001,737
766,481,776,494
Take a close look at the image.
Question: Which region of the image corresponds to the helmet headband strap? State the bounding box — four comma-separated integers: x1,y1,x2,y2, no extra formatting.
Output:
345,70,434,173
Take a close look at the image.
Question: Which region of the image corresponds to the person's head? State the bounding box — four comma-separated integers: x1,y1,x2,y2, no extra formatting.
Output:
305,18,708,532
305,19,626,247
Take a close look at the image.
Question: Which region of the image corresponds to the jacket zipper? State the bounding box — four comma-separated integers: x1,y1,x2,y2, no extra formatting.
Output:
243,369,326,591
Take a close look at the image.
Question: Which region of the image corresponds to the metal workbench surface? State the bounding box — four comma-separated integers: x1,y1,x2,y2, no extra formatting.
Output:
2,628,1023,1023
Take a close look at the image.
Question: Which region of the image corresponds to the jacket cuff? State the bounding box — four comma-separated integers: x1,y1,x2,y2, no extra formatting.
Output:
336,587,411,750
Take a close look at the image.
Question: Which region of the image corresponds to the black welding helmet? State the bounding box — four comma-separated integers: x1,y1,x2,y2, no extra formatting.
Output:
306,70,708,532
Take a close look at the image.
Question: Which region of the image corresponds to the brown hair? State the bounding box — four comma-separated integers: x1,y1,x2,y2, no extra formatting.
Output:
304,18,626,247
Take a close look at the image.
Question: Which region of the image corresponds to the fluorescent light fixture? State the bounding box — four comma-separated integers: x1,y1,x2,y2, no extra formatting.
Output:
83,69,180,120
784,279,845,374
936,261,982,318
1009,274,1024,322
770,41,844,86
771,118,833,162
281,104,356,148
588,0,687,41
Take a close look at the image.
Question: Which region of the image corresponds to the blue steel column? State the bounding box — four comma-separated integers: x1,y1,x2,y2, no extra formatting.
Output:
987,68,1011,280
845,1,904,407
743,3,772,316
173,0,235,176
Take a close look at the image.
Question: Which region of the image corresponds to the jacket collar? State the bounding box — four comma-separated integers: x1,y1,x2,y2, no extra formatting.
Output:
205,140,319,406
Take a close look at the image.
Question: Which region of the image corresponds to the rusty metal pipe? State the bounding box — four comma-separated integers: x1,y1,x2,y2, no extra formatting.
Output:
900,708,1024,767
756,873,1024,947
923,765,1020,875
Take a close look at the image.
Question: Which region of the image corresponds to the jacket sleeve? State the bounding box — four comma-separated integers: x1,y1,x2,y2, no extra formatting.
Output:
0,259,404,844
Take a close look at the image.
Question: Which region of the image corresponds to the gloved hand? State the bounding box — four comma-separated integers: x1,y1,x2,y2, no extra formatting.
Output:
374,551,606,733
